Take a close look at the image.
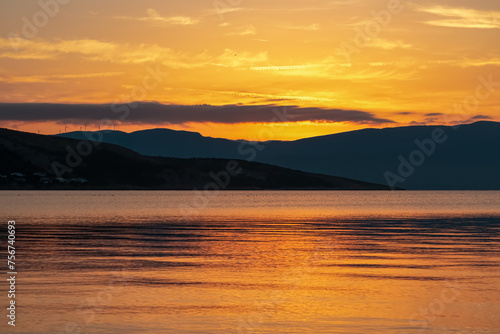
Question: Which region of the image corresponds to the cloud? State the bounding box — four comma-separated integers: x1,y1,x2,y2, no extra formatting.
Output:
176,87,337,103
0,72,124,84
448,115,495,126
368,38,413,50
416,114,494,126
203,6,247,17
469,115,493,120
226,25,257,36
330,0,362,5
420,57,500,68
408,121,428,126
116,9,200,25
248,65,321,71
279,23,320,31
252,64,418,81
417,6,500,29
0,103,395,125
0,38,117,61
456,58,500,67
214,49,267,67
0,38,268,69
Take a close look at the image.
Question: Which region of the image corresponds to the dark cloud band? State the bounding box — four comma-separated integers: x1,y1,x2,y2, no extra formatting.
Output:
0,102,394,125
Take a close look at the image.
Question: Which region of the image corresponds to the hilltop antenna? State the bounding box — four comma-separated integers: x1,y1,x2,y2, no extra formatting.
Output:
65,126,67,133
84,123,87,132
98,124,101,131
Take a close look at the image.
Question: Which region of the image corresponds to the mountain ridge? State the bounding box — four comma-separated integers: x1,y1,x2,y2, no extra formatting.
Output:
59,121,500,190
0,127,392,190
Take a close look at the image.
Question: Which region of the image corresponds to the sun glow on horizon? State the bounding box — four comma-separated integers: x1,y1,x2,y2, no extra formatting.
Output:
0,0,499,140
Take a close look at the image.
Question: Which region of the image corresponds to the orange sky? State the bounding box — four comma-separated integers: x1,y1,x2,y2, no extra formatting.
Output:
1,0,499,140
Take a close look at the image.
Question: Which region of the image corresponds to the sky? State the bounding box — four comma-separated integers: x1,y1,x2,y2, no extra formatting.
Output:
0,0,499,140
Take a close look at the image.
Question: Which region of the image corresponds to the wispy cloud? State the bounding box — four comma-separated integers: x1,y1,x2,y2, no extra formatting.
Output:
0,38,268,69
0,72,124,84
417,5,500,29
0,38,120,61
426,57,500,68
203,6,247,17
249,64,326,71
213,49,267,67
175,87,338,103
116,8,200,25
279,23,320,31
226,25,257,36
368,38,413,50
330,0,362,5
244,61,417,81
456,57,500,67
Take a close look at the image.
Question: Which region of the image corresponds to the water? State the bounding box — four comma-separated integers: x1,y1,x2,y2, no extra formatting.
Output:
1,191,500,334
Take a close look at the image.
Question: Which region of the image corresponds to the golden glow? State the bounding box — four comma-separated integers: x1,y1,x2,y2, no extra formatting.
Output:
10,121,367,141
417,5,500,29
1,0,499,140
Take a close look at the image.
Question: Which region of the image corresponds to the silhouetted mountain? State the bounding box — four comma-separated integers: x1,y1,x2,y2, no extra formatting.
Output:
59,121,500,190
61,128,240,158
0,128,390,190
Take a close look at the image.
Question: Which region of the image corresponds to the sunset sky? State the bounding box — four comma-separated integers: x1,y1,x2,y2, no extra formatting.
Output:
1,0,499,140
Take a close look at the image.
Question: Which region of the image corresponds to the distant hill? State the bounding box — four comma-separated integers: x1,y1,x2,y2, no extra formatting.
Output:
59,121,500,190
61,128,242,159
0,128,391,190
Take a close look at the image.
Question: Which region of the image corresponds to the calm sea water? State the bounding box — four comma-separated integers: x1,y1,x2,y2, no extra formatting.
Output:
1,191,500,334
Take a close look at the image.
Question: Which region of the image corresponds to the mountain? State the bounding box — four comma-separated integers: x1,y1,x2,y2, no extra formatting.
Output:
0,128,391,190
61,128,240,158
59,121,500,190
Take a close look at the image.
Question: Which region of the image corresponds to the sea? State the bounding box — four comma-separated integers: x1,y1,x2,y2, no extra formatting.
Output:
1,191,499,333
